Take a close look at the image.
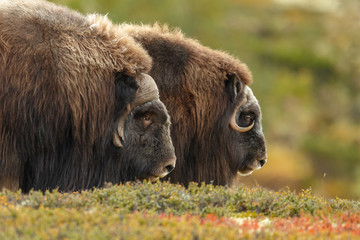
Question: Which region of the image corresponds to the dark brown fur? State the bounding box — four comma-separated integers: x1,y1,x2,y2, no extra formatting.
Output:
0,0,175,192
123,24,267,186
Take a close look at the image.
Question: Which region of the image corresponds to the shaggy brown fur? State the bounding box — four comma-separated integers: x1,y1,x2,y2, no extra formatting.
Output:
0,1,176,192
122,24,267,186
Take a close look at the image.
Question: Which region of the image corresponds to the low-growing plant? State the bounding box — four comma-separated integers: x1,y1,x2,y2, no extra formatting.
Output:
1,181,359,217
0,181,359,239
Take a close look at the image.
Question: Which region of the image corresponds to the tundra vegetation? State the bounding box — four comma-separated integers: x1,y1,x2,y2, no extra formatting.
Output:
0,181,359,239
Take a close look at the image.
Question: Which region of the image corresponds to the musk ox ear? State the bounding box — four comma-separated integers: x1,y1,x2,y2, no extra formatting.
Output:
114,72,139,114
225,73,243,103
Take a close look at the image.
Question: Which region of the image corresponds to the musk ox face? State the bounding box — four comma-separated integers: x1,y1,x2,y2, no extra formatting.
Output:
112,73,176,181
225,75,267,176
120,100,176,181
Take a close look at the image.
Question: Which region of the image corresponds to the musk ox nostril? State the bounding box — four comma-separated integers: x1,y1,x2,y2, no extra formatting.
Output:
164,156,176,173
165,164,175,173
259,159,266,167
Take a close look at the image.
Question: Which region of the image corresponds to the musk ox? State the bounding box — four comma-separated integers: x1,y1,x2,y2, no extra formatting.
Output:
122,24,267,186
0,0,175,192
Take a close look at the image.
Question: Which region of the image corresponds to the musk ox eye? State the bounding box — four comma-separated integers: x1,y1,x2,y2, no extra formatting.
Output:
143,113,153,127
144,114,152,121
239,112,255,127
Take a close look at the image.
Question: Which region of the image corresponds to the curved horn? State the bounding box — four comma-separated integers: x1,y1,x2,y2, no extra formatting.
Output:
229,90,255,133
113,73,159,148
113,104,131,147
132,73,159,108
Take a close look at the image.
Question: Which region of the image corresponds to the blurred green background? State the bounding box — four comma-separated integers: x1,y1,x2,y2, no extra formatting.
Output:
50,0,360,199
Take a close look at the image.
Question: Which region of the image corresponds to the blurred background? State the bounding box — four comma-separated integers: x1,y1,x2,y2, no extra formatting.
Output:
51,0,360,199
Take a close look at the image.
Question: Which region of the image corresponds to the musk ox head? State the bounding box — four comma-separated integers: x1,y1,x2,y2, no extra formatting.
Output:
225,75,267,177
109,73,176,182
121,24,266,186
0,0,175,192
